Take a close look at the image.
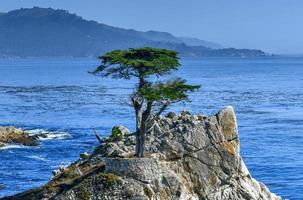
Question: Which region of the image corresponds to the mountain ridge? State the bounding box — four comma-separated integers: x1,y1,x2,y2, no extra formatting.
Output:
178,36,223,49
0,7,269,58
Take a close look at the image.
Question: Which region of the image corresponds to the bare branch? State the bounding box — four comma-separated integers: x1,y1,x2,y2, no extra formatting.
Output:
93,129,103,144
154,101,171,119
146,121,156,133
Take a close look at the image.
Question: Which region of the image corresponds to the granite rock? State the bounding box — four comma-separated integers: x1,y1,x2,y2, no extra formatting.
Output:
3,106,281,200
0,126,38,147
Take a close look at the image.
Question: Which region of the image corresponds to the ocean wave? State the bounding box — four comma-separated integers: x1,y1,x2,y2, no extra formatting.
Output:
28,129,72,140
25,155,48,161
0,144,31,150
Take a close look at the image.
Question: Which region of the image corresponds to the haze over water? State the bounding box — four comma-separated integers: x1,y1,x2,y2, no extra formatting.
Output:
0,57,302,199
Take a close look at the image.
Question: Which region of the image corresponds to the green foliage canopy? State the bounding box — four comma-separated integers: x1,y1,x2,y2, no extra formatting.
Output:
92,47,180,79
139,79,200,102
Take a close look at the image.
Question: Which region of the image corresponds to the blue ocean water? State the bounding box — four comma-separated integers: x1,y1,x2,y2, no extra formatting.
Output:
0,57,302,199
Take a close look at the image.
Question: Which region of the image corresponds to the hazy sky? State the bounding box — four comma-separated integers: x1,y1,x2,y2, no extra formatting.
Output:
1,0,302,54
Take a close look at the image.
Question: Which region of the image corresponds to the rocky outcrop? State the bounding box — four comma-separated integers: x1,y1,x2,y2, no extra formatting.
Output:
0,126,38,147
2,106,281,200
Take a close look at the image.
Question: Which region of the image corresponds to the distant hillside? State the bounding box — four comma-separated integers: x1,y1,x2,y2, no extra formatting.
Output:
139,30,182,44
0,7,268,58
178,36,223,49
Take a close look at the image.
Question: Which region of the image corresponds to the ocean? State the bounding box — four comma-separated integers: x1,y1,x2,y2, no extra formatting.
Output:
0,57,302,199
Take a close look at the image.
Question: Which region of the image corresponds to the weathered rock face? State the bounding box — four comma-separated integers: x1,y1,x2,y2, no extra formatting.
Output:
0,126,38,147
3,106,281,200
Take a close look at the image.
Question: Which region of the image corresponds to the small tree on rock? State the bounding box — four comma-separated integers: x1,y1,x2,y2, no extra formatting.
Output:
92,47,200,157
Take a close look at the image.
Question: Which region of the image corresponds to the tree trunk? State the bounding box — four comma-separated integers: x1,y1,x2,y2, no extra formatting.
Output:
138,121,146,157
135,76,146,157
138,101,152,157
135,109,141,157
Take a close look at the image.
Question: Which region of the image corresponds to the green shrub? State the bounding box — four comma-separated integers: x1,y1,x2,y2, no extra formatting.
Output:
109,127,123,142
61,168,78,179
78,186,92,200
96,173,119,187
78,177,93,200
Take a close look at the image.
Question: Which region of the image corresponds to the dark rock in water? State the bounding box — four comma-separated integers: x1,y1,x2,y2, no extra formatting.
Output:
0,126,38,147
2,106,281,200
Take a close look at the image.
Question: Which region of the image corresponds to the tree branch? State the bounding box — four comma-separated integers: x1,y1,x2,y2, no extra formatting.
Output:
93,129,103,144
154,101,171,119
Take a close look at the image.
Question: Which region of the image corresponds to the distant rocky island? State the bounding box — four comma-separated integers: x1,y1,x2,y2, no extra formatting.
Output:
0,126,61,148
0,126,38,147
1,107,281,200
0,7,269,58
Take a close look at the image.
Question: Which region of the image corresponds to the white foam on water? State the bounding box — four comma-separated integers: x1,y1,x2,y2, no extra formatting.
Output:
28,129,72,140
0,129,72,150
0,144,29,150
25,155,48,161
